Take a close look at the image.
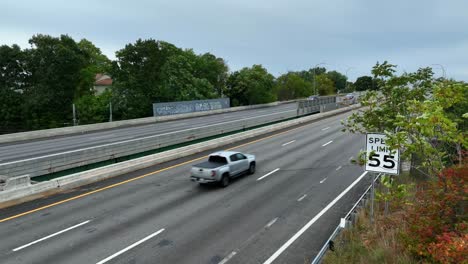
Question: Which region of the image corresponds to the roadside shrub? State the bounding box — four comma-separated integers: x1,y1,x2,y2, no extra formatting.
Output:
403,164,467,263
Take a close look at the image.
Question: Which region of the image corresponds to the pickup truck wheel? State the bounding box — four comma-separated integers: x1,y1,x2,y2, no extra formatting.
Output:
248,163,256,175
220,175,230,187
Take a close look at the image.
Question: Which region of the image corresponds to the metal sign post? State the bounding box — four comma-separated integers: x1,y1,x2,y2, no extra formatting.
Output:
366,133,399,224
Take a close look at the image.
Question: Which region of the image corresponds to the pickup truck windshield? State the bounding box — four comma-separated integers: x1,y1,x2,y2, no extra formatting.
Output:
208,155,228,164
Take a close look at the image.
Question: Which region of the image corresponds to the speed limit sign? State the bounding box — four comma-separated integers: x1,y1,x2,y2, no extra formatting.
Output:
366,133,400,175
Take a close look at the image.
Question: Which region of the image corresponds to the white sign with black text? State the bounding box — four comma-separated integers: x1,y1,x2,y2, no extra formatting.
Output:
365,133,400,175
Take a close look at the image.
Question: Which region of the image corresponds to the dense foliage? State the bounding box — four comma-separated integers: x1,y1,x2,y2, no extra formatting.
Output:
342,61,467,263
1,34,384,132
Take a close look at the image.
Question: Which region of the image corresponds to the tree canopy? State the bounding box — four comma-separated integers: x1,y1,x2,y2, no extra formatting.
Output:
315,74,335,95
344,61,467,176
2,34,432,133
225,65,276,106
354,76,374,91
275,73,313,100
326,70,347,92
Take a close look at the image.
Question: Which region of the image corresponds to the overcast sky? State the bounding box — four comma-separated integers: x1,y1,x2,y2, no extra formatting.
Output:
1,0,467,81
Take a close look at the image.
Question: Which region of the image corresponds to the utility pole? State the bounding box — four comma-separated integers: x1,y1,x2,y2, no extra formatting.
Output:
72,103,77,126
109,102,113,122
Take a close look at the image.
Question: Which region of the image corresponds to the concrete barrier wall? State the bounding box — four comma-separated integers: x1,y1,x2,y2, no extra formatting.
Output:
0,104,361,204
0,100,297,144
296,96,336,116
0,175,30,191
320,103,340,113
0,109,297,178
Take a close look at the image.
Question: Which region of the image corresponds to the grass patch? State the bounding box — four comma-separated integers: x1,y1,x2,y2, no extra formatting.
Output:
323,173,418,264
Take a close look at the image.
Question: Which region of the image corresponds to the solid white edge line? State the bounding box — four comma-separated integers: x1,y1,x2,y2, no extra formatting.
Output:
218,251,237,264
321,140,333,147
0,110,295,166
321,127,330,131
96,228,165,264
263,171,369,264
266,217,279,228
13,220,91,252
281,140,296,146
257,168,280,181
297,194,307,202
335,166,342,171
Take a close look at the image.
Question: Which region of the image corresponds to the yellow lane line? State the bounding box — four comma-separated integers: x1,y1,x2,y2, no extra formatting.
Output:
0,118,323,223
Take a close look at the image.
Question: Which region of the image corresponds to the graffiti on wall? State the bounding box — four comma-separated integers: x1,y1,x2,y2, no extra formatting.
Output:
153,98,230,116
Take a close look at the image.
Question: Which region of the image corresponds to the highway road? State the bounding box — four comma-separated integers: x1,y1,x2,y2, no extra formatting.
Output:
0,103,296,163
0,110,371,264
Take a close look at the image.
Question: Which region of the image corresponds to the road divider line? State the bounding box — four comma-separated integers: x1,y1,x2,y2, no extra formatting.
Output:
96,228,165,264
281,140,296,146
12,220,90,252
263,171,369,264
266,217,279,228
257,168,280,181
319,177,327,184
335,166,342,171
218,251,237,264
321,127,330,131
322,140,333,147
0,110,295,166
297,194,307,202
0,109,353,223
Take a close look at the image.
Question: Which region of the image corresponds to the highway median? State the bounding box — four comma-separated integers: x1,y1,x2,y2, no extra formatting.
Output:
0,104,360,207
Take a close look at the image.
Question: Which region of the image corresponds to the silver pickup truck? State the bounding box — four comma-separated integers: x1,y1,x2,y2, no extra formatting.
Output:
190,151,256,187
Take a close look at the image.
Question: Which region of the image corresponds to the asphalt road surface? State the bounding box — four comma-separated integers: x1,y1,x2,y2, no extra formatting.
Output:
0,110,372,264
0,103,297,163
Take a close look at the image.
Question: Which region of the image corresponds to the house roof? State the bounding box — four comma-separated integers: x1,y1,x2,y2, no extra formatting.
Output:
95,74,113,86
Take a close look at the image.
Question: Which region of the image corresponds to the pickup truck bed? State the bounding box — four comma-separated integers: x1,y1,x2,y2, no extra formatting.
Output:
193,161,226,169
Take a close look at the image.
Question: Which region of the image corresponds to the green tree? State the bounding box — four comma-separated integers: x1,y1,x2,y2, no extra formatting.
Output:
111,39,182,119
194,52,229,97
74,91,112,124
275,73,312,100
78,39,111,74
77,39,112,97
225,65,276,106
326,70,347,92
354,76,374,91
23,34,90,129
315,74,335,95
310,66,327,77
344,62,466,176
0,44,27,133
159,49,216,101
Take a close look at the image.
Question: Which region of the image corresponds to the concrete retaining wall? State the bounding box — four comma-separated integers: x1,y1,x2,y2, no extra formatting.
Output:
0,175,30,191
0,104,361,204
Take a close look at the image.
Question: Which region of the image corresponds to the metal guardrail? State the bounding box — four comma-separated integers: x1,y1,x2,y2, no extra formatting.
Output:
311,173,382,264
